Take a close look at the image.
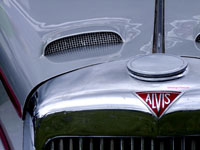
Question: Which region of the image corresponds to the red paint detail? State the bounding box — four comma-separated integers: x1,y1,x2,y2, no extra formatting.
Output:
0,68,22,118
136,91,181,117
0,124,10,150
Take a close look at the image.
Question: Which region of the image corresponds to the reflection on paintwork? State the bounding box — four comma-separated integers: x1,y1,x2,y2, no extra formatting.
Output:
193,15,200,20
167,90,200,114
0,81,23,150
140,15,200,54
168,20,199,41
3,0,45,31
42,18,142,45
140,37,182,54
0,7,13,37
140,38,152,54
167,15,200,52
165,37,182,49
36,94,149,118
0,138,4,150
4,0,142,44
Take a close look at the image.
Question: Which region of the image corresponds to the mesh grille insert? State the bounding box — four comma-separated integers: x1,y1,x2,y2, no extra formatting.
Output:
44,32,123,56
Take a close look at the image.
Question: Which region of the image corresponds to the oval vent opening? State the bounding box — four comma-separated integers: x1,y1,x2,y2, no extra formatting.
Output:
44,32,123,56
196,34,200,43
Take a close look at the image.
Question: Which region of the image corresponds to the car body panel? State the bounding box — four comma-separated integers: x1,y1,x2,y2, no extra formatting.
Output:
0,81,23,150
1,0,200,150
1,0,200,109
0,0,155,109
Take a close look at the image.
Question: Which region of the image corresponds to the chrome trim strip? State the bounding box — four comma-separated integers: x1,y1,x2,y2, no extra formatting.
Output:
160,141,164,150
23,113,35,150
141,138,144,150
110,139,114,150
120,139,124,150
79,138,83,150
100,138,104,150
50,142,54,150
90,139,93,150
151,139,154,150
191,140,196,150
171,138,174,150
59,139,64,150
181,137,185,150
152,0,165,53
131,137,134,150
69,138,73,150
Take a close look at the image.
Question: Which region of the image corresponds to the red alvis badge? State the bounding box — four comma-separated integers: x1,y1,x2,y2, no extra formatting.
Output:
136,91,181,118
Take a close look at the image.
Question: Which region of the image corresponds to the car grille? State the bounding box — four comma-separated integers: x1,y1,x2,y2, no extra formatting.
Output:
45,136,200,150
44,32,123,56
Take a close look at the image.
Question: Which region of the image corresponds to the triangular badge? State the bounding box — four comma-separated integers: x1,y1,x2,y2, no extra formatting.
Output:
136,91,182,118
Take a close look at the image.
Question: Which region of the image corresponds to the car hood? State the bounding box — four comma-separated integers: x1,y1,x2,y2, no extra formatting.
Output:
0,0,200,111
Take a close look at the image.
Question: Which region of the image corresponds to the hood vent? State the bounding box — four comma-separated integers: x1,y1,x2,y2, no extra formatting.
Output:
196,34,200,43
44,32,123,56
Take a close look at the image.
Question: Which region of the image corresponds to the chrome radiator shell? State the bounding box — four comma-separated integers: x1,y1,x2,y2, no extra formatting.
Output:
29,57,200,150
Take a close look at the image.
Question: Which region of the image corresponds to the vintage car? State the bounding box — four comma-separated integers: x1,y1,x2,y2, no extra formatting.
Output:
1,0,200,149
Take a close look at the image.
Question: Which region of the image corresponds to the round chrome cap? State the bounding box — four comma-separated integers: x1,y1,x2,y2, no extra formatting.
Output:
127,54,188,81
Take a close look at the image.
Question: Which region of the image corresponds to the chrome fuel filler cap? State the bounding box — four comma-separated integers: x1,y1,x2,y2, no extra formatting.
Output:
127,54,188,81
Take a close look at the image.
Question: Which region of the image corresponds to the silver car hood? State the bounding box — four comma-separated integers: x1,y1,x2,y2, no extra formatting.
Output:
0,0,200,112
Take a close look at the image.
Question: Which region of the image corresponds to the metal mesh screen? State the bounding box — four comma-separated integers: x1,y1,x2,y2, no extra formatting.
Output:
44,32,123,56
